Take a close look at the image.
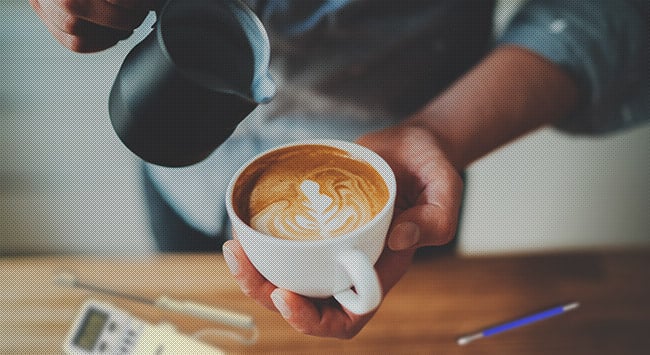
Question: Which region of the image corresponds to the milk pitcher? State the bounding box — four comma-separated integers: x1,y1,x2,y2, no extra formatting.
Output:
109,0,275,167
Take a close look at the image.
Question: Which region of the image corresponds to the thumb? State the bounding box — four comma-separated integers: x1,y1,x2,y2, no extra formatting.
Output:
387,204,458,251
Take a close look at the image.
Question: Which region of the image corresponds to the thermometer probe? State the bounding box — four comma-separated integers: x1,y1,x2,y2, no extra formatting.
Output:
457,302,580,345
55,272,254,330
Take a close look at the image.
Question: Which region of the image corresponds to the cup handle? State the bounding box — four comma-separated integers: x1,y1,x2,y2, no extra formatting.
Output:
333,250,382,315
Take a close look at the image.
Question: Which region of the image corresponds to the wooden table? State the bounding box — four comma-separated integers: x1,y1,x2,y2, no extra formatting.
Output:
2,249,649,354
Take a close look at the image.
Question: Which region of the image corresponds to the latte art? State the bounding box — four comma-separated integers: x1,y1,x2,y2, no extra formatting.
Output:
251,178,375,239
232,145,389,240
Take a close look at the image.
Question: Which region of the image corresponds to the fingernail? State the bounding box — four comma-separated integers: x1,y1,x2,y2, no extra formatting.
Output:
388,222,420,251
271,289,291,319
222,245,239,275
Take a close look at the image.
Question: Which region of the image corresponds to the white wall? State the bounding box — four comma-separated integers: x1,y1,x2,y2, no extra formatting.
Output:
1,1,155,255
458,126,650,256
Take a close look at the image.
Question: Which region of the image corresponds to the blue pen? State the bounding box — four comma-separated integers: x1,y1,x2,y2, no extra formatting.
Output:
457,302,580,346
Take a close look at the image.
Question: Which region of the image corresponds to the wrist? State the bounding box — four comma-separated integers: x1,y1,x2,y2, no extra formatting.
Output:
405,45,579,170
398,119,465,172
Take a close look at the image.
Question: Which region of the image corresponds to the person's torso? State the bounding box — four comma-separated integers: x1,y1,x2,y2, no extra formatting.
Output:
245,0,495,122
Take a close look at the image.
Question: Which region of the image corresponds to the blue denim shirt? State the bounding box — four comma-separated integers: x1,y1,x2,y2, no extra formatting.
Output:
497,0,649,133
147,0,649,236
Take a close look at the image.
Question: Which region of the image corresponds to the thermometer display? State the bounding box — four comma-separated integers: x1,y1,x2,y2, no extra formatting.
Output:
72,308,109,350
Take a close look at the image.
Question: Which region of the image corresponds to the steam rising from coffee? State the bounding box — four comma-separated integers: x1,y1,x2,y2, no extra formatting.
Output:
232,145,389,240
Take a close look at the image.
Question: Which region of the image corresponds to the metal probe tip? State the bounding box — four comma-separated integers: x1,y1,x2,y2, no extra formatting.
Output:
457,333,483,346
54,272,77,287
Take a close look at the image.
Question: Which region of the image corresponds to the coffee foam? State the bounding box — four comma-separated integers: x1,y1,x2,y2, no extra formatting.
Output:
232,145,389,240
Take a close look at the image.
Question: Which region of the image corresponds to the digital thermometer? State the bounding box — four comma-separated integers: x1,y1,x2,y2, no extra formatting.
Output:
64,300,224,354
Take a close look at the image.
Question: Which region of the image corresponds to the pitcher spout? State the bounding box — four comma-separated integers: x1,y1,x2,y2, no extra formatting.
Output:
251,71,276,104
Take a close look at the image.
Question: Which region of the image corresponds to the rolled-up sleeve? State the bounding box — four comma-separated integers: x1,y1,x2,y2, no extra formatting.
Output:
497,0,649,134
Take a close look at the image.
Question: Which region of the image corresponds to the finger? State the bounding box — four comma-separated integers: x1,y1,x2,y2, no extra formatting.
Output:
374,246,416,292
269,289,319,333
40,18,126,52
37,14,128,52
390,158,463,250
222,240,277,311
271,289,371,339
388,201,460,250
33,0,136,52
40,0,148,31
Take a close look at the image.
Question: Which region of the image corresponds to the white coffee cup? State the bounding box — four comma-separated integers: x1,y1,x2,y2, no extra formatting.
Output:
226,139,396,315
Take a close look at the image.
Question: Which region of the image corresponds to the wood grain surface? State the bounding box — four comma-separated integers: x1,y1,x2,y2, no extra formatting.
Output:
2,249,649,354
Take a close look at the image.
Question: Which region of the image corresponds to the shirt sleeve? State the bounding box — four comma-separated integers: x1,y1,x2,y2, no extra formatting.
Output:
496,0,649,134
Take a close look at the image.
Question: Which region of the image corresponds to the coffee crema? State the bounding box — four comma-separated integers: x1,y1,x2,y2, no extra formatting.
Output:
232,145,389,240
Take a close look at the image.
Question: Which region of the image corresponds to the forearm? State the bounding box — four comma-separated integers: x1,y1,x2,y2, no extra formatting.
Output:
408,45,579,170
